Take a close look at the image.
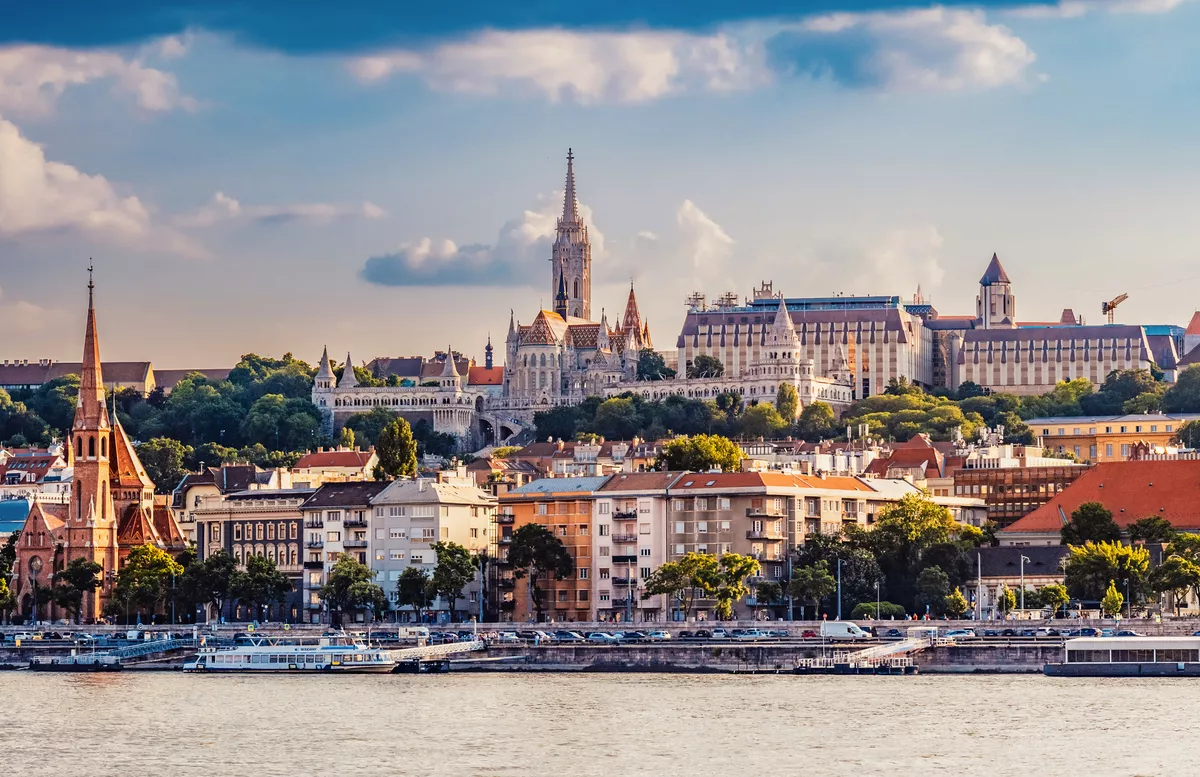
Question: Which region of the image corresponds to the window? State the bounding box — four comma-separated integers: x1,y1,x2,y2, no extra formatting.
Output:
599,503,610,514
390,550,406,560
290,523,298,540
720,520,731,531
1121,444,1130,457
256,524,264,540
640,567,651,578
1151,425,1158,433
326,531,341,542
470,528,479,538
537,504,548,515
639,522,650,535
326,511,342,522
210,524,221,542
718,498,730,510
579,568,589,579
697,544,708,554
674,544,686,554
419,528,435,541
599,569,610,580
579,525,589,536
376,551,385,560
696,498,708,511
440,527,450,539
375,528,385,540
698,521,709,533
674,521,685,533
578,590,589,602
599,524,609,536
1106,444,1113,457
599,592,610,602
412,506,435,518
390,529,406,539
234,524,242,541
671,499,685,511
599,547,609,557
557,525,568,537
267,523,275,540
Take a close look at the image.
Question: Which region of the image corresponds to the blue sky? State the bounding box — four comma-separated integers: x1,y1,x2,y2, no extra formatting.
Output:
3,1,1200,368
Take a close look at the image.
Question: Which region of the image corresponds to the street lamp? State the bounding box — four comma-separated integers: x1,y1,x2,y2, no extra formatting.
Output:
1123,578,1130,619
1019,555,1031,614
874,580,880,620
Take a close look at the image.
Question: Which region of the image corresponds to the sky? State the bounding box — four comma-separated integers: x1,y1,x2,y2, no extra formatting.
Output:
4,0,1200,369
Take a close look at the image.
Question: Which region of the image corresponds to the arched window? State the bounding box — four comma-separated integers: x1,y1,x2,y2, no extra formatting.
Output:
289,547,298,565
573,280,579,298
75,437,82,458
88,437,95,458
540,354,547,367
100,436,107,458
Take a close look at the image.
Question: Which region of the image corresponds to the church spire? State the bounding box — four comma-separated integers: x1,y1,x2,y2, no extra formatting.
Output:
76,263,109,431
562,148,580,224
339,352,358,388
554,263,570,319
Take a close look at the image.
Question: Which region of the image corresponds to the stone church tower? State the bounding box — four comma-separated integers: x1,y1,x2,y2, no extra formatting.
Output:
977,253,1016,329
551,149,591,320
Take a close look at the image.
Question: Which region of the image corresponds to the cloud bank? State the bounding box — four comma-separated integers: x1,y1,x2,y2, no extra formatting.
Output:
177,192,385,228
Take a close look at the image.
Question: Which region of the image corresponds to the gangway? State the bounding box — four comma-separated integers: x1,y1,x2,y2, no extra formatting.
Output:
841,636,932,666
108,638,197,660
388,640,486,662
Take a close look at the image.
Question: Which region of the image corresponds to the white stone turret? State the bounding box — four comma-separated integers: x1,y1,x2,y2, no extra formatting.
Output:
339,352,358,389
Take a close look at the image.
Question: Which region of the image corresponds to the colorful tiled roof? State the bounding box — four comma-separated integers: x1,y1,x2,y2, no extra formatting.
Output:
467,366,505,385
979,253,1011,286
294,450,375,470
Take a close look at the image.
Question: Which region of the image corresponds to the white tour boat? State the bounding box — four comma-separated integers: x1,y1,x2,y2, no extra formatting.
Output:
184,632,396,673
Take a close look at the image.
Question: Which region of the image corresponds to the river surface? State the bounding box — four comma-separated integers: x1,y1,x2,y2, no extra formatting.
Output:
3,672,1194,776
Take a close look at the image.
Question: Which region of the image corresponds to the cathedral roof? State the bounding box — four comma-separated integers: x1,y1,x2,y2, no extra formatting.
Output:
111,418,155,490
315,345,334,380
1186,311,1200,337
561,148,581,225
440,346,460,378
979,253,1011,286
117,503,164,547
75,269,110,433
468,366,504,386
151,500,187,549
621,283,642,333
339,352,358,388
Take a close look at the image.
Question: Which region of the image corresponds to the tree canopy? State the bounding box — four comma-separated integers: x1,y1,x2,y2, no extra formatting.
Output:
656,434,743,472
508,523,573,620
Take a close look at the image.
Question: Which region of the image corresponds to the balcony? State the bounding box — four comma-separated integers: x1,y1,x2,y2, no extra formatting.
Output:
344,517,368,528
498,535,514,545
611,577,638,587
304,519,323,529
500,600,516,611
497,513,516,524
749,552,783,562
610,533,638,544
612,510,638,521
746,506,787,518
746,530,785,541
609,597,635,607
498,578,516,590
303,559,324,569
611,555,637,565
306,539,325,549
344,538,368,549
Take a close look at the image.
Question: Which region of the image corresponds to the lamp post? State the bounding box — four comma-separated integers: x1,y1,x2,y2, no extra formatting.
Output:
1019,555,1030,614
874,580,880,620
836,558,842,621
1123,578,1130,619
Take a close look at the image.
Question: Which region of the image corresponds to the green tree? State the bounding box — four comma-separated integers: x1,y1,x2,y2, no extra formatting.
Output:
179,549,236,621
944,588,969,619
687,354,724,379
113,544,185,622
1176,420,1200,450
374,418,418,480
851,601,906,619
739,403,787,439
915,566,952,616
656,434,742,472
864,493,977,609
344,407,400,448
1162,366,1200,413
592,397,642,440
995,582,1016,616
642,552,718,620
712,553,760,620
51,557,103,623
347,580,389,622
1101,579,1124,617
396,567,432,621
1149,555,1200,616
788,560,837,620
754,581,784,607
1128,516,1177,545
0,577,14,622
1063,541,1150,602
428,541,476,622
231,555,292,619
320,555,376,624
796,401,836,441
1060,502,1122,545
135,437,193,493
1040,584,1069,616
339,426,356,449
508,523,574,621
636,349,676,381
775,382,799,421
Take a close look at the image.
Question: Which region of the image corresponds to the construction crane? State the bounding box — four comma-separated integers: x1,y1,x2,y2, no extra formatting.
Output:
1102,293,1129,324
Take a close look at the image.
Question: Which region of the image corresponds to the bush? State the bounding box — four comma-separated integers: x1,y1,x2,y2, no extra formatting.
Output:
851,601,906,619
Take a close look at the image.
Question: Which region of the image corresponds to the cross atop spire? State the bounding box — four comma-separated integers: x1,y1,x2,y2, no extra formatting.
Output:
561,148,580,225
87,260,94,309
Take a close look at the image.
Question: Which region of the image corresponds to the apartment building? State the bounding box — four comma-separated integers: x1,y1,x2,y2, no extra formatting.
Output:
193,487,311,621
370,478,495,623
298,481,388,624
1029,413,1200,463
593,472,678,622
498,476,608,623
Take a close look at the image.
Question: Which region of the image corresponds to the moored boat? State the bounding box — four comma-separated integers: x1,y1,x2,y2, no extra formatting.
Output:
183,633,395,673
1044,636,1200,677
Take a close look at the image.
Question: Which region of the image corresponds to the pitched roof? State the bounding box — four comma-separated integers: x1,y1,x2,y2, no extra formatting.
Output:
151,502,187,548
367,357,425,379
111,420,155,490
1187,311,1200,337
1002,460,1200,534
467,366,504,386
978,546,1068,578
301,481,389,508
294,450,375,470
979,253,1011,286
598,472,684,492
117,504,163,546
505,476,612,495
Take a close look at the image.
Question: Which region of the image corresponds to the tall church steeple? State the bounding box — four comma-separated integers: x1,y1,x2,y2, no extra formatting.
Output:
76,263,110,434
552,148,592,320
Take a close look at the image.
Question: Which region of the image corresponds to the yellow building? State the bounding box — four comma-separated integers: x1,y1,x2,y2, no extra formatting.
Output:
1030,413,1200,463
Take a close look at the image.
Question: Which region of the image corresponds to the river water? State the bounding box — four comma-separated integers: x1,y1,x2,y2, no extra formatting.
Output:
3,672,1194,776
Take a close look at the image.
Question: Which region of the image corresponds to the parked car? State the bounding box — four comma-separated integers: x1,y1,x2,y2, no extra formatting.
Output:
1035,627,1058,637
1116,630,1142,637
1100,628,1117,638
709,629,733,640
618,631,648,643
882,629,903,639
1018,629,1037,638
677,630,694,640
734,629,768,641
587,632,620,643
800,629,819,639
944,629,976,639
692,629,712,640
490,631,522,644
554,630,586,643
645,630,671,641
820,622,871,641
767,629,790,639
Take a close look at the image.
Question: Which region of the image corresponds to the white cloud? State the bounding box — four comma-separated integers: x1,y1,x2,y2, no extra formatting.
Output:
362,190,604,285
776,7,1036,91
0,117,202,256
0,44,196,116
349,29,768,104
176,192,386,228
0,286,56,334
676,199,734,286
1007,0,1191,18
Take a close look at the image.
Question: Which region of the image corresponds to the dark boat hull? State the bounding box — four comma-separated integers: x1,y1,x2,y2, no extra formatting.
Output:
1045,662,1200,677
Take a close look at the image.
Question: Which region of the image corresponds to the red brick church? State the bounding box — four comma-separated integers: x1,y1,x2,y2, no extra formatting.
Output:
14,272,185,623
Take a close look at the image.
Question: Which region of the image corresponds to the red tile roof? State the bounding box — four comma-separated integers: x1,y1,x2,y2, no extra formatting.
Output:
1187,311,1200,337
468,366,504,386
294,450,375,469
1002,460,1200,534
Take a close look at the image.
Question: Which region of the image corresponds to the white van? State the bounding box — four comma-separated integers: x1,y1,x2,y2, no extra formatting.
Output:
395,626,430,643
820,621,871,641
